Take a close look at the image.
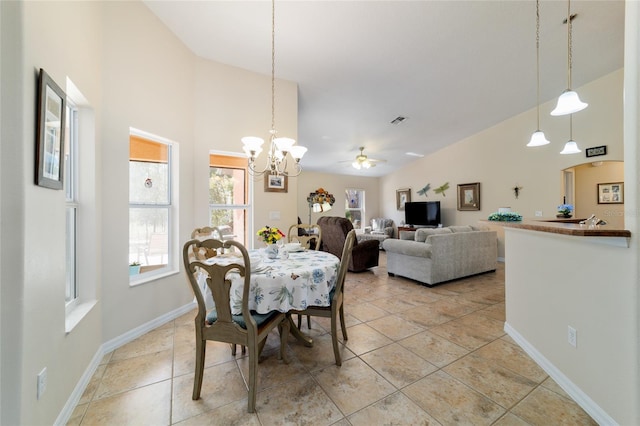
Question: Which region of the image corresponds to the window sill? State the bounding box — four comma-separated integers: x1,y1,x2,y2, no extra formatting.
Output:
65,300,98,334
129,268,179,287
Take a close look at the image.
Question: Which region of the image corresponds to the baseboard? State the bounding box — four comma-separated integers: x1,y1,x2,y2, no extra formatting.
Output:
54,302,196,426
504,322,618,426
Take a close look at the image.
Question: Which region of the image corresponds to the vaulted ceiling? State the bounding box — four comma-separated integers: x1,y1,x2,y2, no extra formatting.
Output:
144,0,625,177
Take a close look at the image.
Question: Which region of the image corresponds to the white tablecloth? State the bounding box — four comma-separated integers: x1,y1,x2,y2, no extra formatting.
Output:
200,249,340,315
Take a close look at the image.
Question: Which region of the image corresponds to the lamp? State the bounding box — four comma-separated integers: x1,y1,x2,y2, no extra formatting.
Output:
307,188,335,224
241,0,307,176
550,0,588,116
560,115,582,154
527,0,550,147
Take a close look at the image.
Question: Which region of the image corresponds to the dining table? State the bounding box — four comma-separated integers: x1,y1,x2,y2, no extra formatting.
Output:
200,247,341,346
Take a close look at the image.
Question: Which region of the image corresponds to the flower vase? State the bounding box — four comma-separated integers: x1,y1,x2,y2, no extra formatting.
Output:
265,244,279,259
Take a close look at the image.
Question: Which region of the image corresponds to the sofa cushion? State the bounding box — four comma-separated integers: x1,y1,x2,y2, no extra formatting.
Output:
415,227,452,242
448,225,474,233
382,239,432,259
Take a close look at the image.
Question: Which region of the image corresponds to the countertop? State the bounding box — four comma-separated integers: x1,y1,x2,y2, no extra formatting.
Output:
482,218,631,238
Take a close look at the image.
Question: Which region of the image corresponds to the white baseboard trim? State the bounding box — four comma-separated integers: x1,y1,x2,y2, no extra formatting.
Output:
497,257,505,263
504,322,618,426
54,302,196,426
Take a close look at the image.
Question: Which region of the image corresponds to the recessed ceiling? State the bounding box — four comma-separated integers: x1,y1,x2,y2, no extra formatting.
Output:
143,0,624,177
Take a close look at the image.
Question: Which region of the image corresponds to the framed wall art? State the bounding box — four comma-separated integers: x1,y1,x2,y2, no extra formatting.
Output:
35,68,66,190
597,182,623,204
264,173,288,193
457,182,481,211
396,188,411,210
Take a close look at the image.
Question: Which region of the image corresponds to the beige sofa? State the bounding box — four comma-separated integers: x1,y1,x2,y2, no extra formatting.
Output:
382,225,497,286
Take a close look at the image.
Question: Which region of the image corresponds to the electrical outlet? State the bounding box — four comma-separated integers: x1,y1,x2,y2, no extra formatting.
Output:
37,367,47,400
535,210,543,217
568,326,577,347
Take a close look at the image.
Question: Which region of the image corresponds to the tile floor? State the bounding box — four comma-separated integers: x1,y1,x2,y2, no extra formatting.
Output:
67,253,596,425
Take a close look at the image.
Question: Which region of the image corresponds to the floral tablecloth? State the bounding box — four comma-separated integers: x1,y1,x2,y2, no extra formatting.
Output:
202,249,340,315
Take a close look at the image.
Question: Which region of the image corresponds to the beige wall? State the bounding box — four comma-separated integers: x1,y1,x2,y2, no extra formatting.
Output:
571,161,625,227
381,69,624,258
297,171,380,227
192,58,299,249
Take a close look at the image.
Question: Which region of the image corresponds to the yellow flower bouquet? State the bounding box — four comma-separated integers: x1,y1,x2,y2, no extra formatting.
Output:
257,226,285,245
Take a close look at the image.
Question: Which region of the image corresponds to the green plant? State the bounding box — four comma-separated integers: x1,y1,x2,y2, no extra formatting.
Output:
487,211,522,222
129,261,141,266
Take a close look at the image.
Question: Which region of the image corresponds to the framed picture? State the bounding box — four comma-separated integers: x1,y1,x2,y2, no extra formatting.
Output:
264,174,288,193
597,182,623,204
36,68,66,190
457,182,481,211
586,145,607,158
396,188,411,210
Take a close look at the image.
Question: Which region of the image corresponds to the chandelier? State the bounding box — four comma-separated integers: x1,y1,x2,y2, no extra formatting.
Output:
241,0,307,176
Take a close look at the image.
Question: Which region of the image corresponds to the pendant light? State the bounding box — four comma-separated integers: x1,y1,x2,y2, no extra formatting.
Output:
527,0,550,147
560,114,582,154
241,0,307,176
550,0,588,116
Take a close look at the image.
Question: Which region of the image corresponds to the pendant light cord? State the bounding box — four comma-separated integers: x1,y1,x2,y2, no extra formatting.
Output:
271,0,276,134
535,0,541,129
567,0,572,89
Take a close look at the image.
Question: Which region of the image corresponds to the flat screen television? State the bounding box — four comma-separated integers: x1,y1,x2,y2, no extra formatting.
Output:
404,201,441,227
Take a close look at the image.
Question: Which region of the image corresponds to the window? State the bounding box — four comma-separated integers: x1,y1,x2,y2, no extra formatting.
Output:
65,102,78,306
129,131,177,281
64,78,98,332
345,189,365,229
209,154,249,245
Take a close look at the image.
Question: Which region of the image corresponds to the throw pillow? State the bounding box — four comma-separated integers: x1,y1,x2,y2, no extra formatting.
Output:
415,227,452,242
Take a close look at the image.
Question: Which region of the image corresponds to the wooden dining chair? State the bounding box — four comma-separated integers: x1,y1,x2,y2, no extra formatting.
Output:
288,223,323,329
287,223,322,251
182,238,290,413
290,229,355,366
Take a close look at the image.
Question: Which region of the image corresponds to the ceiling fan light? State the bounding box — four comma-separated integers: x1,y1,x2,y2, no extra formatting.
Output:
560,140,581,154
527,130,551,147
551,90,588,116
352,161,362,169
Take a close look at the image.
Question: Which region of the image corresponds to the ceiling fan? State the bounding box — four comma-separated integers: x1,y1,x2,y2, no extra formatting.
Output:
345,147,387,170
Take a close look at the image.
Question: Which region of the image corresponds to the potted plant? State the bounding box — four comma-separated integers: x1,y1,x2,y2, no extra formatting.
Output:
129,261,141,275
557,204,574,218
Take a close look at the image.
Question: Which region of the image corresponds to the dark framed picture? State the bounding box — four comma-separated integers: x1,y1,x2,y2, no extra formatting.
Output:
586,145,607,158
597,182,623,204
35,69,66,190
457,182,481,211
264,173,288,193
396,188,411,210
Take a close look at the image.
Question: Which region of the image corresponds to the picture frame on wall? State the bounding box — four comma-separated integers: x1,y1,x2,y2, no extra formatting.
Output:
597,182,624,204
457,182,481,211
396,188,411,210
264,173,288,193
35,68,66,190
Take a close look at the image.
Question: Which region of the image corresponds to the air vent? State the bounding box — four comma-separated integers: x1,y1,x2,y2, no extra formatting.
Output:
390,116,407,125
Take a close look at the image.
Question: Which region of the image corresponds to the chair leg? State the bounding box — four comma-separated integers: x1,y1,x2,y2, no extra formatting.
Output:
330,311,342,366
307,315,311,329
339,305,348,341
247,338,259,413
193,338,206,400
297,314,302,329
231,344,237,356
278,317,290,364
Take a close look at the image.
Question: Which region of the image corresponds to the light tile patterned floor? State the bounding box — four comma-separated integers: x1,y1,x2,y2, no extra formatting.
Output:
67,253,596,425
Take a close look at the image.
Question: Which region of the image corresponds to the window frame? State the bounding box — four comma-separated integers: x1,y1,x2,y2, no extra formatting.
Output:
345,188,366,230
128,128,179,285
209,152,252,247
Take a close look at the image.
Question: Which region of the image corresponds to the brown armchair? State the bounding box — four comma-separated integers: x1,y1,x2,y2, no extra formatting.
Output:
317,216,379,272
